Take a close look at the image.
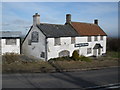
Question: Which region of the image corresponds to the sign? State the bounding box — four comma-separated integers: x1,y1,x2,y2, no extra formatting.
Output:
75,43,89,47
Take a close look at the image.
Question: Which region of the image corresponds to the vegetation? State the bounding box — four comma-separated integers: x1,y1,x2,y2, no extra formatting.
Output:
107,37,120,52
79,55,92,62
72,50,80,60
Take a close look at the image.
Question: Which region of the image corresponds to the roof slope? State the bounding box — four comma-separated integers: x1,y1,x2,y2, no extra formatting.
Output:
0,31,21,38
71,22,107,36
37,23,80,38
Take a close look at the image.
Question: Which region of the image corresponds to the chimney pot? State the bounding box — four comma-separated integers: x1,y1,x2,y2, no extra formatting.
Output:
66,14,71,24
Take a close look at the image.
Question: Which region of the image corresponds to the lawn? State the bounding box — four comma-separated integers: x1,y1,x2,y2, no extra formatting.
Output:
2,51,119,73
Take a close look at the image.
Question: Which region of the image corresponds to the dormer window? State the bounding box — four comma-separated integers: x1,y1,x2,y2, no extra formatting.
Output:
31,31,39,42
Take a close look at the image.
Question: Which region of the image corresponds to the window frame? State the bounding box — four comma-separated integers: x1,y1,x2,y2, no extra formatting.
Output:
54,37,61,46
87,36,92,42
94,36,98,41
100,36,103,40
6,39,16,45
87,48,92,54
31,31,39,43
71,37,76,44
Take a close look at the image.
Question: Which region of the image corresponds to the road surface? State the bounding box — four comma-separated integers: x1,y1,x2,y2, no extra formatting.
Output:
2,67,119,89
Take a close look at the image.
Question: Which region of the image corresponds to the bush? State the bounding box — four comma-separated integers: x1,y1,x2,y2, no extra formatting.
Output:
79,55,92,62
72,50,80,60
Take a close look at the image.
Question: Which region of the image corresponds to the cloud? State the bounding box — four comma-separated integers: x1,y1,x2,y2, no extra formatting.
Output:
2,2,118,37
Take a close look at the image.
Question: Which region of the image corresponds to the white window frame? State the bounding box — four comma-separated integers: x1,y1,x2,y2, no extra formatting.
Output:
6,39,16,45
94,36,98,41
87,48,92,54
71,37,75,44
54,38,61,46
88,36,92,42
100,36,103,40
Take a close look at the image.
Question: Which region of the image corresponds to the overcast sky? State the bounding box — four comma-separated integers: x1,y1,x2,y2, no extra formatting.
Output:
1,2,118,37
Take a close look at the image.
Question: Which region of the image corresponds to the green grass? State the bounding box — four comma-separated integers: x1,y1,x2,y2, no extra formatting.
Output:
106,51,119,58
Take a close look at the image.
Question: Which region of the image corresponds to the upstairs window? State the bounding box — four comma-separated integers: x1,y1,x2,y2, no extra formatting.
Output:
54,38,61,46
31,31,39,42
6,39,16,45
100,36,103,40
94,36,98,41
88,36,91,42
71,37,75,44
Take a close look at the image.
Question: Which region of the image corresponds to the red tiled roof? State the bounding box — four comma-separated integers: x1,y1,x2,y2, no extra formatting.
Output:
71,22,107,36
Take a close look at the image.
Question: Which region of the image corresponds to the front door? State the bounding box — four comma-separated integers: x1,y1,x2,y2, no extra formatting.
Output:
98,48,101,55
93,49,97,56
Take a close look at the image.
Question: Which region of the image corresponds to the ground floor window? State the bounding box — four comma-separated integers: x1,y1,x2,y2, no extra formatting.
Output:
59,50,70,57
41,52,45,58
87,48,92,54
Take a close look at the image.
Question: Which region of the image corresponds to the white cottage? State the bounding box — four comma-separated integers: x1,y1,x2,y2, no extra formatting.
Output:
0,31,21,55
22,13,107,61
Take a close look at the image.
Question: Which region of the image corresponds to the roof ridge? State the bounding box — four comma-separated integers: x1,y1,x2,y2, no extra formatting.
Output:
38,23,64,26
71,21,97,25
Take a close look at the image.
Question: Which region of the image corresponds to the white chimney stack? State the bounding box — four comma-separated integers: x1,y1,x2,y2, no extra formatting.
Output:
33,13,40,26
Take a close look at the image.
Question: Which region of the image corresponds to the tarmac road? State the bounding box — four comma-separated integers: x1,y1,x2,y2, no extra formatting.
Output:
2,67,119,89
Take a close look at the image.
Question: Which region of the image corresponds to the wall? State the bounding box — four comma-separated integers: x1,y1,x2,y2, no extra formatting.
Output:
1,38,20,54
47,36,107,60
22,26,46,60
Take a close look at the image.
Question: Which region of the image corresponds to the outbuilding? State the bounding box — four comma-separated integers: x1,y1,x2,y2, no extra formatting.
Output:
0,31,21,55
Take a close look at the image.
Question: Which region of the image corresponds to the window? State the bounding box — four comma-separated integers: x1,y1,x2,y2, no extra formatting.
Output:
59,50,70,57
31,31,39,42
100,36,103,40
6,39,16,45
54,38,60,46
71,37,75,44
87,48,92,54
41,52,45,58
28,39,31,45
88,36,91,42
94,36,98,41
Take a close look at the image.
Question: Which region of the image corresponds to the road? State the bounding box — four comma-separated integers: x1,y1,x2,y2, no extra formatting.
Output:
2,67,119,89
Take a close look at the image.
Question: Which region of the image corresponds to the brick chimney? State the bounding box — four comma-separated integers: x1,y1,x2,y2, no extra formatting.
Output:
94,19,98,25
33,13,40,26
66,14,71,24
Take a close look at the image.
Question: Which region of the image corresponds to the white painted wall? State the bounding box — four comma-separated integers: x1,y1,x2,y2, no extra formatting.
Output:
1,38,20,54
22,26,46,60
22,25,107,61
47,36,107,60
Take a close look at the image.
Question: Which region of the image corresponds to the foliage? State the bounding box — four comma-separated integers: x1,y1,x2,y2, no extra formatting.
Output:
48,56,72,62
79,55,92,62
107,37,120,51
72,50,80,60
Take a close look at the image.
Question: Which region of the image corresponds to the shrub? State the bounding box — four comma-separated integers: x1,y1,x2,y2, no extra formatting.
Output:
72,50,80,60
79,55,92,62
